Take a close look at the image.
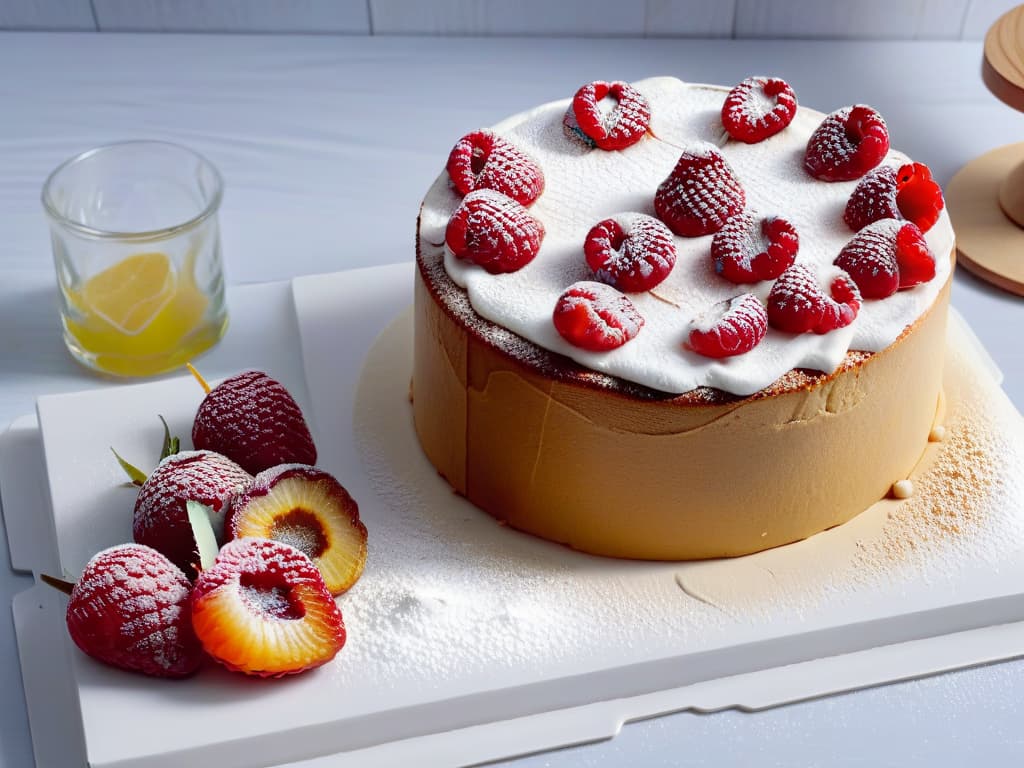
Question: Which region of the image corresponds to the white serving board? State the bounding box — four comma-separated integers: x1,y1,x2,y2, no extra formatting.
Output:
4,263,1024,767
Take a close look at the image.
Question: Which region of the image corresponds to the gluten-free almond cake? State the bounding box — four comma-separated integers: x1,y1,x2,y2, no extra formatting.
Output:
412,76,954,560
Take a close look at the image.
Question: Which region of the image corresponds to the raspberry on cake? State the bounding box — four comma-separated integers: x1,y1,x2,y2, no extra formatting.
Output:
413,76,955,560
721,76,798,143
446,189,545,274
654,143,745,237
804,105,889,182
446,130,544,207
844,162,945,233
584,214,676,292
767,264,861,334
686,293,768,359
567,80,652,151
710,212,799,284
834,219,936,299
553,282,643,352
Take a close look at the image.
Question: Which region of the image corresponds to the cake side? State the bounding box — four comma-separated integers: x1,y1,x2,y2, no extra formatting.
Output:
413,261,951,559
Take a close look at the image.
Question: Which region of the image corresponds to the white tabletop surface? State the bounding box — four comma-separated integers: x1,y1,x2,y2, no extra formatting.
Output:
1,31,1023,768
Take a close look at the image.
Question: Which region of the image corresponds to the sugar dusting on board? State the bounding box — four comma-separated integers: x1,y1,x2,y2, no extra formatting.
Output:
349,308,1024,683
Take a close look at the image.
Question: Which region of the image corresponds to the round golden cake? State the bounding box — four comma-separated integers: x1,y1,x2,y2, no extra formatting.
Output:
412,76,954,560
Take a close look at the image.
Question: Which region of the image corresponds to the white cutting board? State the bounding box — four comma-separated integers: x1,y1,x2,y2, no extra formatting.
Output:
5,263,1024,768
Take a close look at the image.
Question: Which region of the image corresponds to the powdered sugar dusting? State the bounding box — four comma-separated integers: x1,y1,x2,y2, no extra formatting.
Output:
421,77,955,397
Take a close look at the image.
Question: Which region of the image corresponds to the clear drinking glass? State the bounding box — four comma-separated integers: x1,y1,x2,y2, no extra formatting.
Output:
42,141,228,377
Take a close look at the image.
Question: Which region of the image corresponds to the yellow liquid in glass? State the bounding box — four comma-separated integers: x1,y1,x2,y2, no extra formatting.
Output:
65,251,218,377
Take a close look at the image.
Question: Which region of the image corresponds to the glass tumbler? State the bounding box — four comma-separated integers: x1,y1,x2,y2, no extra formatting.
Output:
42,141,228,377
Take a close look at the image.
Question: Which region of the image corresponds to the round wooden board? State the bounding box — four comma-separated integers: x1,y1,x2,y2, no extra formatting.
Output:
983,4,1024,112
946,143,1024,296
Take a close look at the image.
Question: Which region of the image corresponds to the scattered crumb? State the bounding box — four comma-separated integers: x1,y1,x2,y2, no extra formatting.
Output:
929,425,946,442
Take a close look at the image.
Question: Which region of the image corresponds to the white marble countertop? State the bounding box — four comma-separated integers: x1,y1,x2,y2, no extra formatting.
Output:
1,31,1022,767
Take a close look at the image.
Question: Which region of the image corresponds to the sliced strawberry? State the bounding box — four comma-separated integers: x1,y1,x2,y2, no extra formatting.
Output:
228,465,367,596
687,293,768,359
834,218,935,298
721,77,798,143
66,544,202,678
446,189,545,274
896,162,944,232
711,212,798,284
446,130,545,207
569,81,651,151
843,165,899,231
191,538,346,678
654,144,745,237
804,105,889,182
553,281,643,352
584,214,676,292
767,264,861,334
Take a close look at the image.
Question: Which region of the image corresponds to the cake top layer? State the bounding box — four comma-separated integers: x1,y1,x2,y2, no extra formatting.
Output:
418,77,954,397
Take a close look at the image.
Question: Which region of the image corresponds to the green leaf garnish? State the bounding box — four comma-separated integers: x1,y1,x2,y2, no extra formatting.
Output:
186,500,219,572
158,415,181,461
111,448,147,486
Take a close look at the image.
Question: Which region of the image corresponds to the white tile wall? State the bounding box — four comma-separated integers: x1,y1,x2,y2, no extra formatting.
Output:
961,0,1022,39
0,0,1013,38
368,0,646,36
734,0,969,40
0,0,95,30
92,0,370,33
644,0,736,37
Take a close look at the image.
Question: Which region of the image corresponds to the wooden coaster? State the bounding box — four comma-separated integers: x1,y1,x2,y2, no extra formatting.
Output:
946,143,1024,296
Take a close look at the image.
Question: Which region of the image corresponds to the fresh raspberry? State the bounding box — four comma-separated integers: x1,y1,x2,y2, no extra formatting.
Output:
446,189,545,274
892,218,938,287
193,370,317,477
191,538,346,678
553,281,644,352
133,450,253,580
896,162,945,232
228,465,367,596
843,166,900,231
568,80,652,151
711,212,799,284
721,77,798,143
834,219,935,299
686,293,768,359
65,544,203,678
584,214,676,292
804,105,889,182
767,264,861,334
654,143,745,237
446,130,545,207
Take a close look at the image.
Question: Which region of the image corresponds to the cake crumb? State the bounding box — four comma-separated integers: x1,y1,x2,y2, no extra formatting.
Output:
892,479,914,499
929,425,946,442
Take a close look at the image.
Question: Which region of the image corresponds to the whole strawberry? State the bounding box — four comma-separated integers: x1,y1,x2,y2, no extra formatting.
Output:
192,370,317,476
65,544,203,678
133,450,252,580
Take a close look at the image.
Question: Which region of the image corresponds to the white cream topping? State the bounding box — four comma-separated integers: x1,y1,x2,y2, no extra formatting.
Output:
419,77,954,396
